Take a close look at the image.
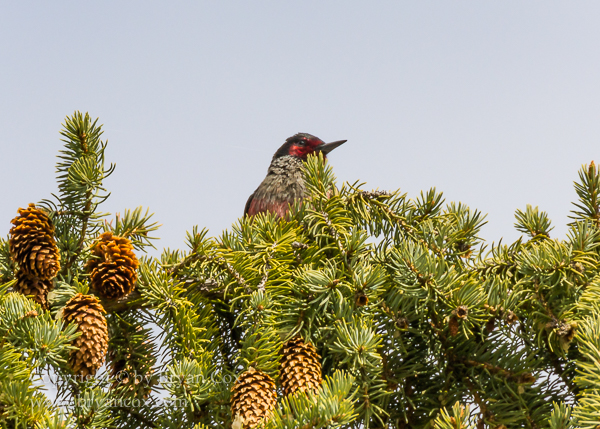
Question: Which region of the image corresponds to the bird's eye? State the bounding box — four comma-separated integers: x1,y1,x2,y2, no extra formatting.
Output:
296,141,306,147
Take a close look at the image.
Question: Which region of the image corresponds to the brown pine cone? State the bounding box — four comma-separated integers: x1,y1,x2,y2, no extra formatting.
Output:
231,367,277,428
9,203,60,280
280,337,322,396
85,231,139,300
62,293,108,377
14,269,54,309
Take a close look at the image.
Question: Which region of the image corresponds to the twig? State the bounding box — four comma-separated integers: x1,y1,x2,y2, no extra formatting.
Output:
62,193,92,275
373,201,445,257
321,211,352,273
166,253,208,276
100,290,147,312
465,377,492,426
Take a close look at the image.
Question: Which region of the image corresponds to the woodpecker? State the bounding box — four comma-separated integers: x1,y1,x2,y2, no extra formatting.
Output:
244,133,346,217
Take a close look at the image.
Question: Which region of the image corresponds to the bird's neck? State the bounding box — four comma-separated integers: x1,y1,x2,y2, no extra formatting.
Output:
268,155,304,175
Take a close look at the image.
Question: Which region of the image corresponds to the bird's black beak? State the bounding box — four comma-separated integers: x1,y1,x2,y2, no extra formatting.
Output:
316,140,346,154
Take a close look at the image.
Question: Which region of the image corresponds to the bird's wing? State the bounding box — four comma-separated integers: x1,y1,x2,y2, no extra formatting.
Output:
244,191,256,216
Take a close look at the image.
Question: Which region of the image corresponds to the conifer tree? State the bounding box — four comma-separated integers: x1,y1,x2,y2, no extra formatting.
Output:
1,112,600,428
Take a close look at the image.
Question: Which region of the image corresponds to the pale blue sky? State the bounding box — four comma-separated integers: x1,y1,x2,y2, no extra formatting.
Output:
2,2,600,253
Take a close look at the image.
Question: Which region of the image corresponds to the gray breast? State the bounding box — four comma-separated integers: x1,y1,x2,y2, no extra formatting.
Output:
259,156,306,203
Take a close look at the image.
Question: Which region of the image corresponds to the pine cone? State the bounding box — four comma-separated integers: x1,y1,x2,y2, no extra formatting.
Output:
231,367,277,428
62,293,109,377
279,337,322,396
14,269,53,309
9,203,60,280
85,232,139,300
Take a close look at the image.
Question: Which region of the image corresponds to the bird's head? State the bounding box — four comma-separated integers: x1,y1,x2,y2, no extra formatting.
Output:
273,133,346,161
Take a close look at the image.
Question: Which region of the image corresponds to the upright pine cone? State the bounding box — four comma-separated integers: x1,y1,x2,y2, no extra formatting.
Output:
9,203,60,280
14,269,53,309
279,337,322,396
85,231,139,300
62,293,108,377
231,367,277,428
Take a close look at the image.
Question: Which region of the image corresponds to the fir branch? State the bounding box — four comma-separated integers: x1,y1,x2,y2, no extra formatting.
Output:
221,258,252,295
321,210,350,269
460,358,517,381
45,111,115,277
569,161,600,227
167,253,208,277
100,290,148,312
433,402,475,429
515,205,553,239
264,371,357,429
371,198,445,257
464,378,491,427
103,207,161,251
8,112,600,428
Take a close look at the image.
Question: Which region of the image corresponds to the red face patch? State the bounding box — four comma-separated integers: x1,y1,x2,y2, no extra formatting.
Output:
289,137,325,159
